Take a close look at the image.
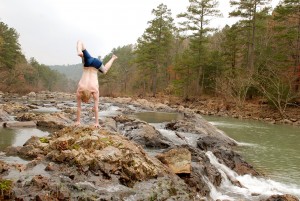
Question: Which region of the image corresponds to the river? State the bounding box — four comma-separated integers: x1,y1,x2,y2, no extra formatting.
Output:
204,115,300,188
135,111,300,199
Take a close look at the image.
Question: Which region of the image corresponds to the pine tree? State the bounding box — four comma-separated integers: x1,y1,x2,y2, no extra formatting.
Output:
177,0,221,95
135,4,175,97
270,0,300,93
0,22,22,69
229,0,271,71
273,0,300,73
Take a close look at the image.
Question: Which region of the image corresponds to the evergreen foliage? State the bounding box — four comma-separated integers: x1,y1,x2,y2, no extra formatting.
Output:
0,21,73,93
1,1,299,115
135,3,175,97
177,0,222,95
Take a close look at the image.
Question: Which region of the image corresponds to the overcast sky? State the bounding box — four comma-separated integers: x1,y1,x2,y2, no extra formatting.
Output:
0,0,280,65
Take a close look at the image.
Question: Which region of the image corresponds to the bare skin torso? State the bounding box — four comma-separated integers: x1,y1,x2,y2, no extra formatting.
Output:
75,67,100,127
77,67,99,94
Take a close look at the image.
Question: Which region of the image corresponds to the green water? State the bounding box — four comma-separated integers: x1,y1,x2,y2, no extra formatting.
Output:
134,111,183,123
203,115,300,187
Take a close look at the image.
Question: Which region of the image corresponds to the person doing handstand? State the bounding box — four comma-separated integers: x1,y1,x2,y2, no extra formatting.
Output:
75,40,117,128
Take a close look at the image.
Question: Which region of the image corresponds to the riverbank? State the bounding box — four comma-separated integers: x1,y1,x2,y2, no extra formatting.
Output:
0,91,299,200
147,95,300,127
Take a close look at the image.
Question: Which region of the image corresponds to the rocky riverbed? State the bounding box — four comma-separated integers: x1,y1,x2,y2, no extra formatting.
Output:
0,91,299,200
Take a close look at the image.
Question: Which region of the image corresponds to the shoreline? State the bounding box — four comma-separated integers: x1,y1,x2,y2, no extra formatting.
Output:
145,95,300,127
1,91,299,127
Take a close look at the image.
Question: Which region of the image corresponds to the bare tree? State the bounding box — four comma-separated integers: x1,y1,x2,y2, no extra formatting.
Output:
253,66,300,116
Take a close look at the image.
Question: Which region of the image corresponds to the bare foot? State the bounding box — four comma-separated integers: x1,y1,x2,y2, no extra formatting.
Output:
112,54,118,60
74,121,81,126
78,52,83,57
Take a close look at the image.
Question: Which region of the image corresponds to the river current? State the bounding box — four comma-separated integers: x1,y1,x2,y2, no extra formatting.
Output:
204,115,300,188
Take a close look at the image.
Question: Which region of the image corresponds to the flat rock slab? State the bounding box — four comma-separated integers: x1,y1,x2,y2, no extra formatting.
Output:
3,121,36,128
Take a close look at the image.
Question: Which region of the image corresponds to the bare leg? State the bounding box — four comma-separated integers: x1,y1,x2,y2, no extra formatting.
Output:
77,40,86,57
102,55,118,74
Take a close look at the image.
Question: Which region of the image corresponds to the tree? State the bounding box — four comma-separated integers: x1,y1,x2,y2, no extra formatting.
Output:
272,0,300,92
173,49,195,99
0,22,22,69
229,0,271,71
177,0,221,95
135,3,175,97
111,45,135,94
216,68,253,109
253,66,298,116
220,24,244,72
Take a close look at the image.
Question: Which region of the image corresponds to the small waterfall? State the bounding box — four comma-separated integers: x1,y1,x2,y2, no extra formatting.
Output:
205,151,300,200
152,123,199,147
99,105,121,117
201,174,234,201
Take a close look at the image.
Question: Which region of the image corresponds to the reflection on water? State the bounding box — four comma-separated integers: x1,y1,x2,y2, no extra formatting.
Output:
0,154,29,164
204,115,300,187
4,163,50,182
134,112,183,123
0,127,50,150
31,107,61,113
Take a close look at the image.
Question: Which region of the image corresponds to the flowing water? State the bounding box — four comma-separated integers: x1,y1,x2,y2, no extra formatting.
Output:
203,115,300,188
135,111,300,199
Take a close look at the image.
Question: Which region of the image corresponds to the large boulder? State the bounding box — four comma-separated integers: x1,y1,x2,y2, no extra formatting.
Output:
156,147,191,174
166,112,237,146
113,115,172,148
197,135,259,176
3,126,204,200
1,102,29,114
180,145,222,195
20,126,169,187
212,146,260,176
15,112,73,129
0,109,14,122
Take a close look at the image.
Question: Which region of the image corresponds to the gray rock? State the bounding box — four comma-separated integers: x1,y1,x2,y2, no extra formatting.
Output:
3,121,36,128
0,109,14,122
27,92,36,97
156,148,191,174
114,115,172,148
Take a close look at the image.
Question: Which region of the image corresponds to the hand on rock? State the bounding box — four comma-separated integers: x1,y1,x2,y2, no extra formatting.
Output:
94,123,100,128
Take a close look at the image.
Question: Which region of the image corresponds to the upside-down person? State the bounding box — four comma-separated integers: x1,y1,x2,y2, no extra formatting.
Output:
75,40,117,128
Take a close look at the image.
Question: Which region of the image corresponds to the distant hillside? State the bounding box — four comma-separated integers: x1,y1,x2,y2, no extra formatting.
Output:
49,64,83,81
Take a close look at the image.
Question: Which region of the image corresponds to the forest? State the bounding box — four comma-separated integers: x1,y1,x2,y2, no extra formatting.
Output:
0,21,76,93
0,0,299,116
